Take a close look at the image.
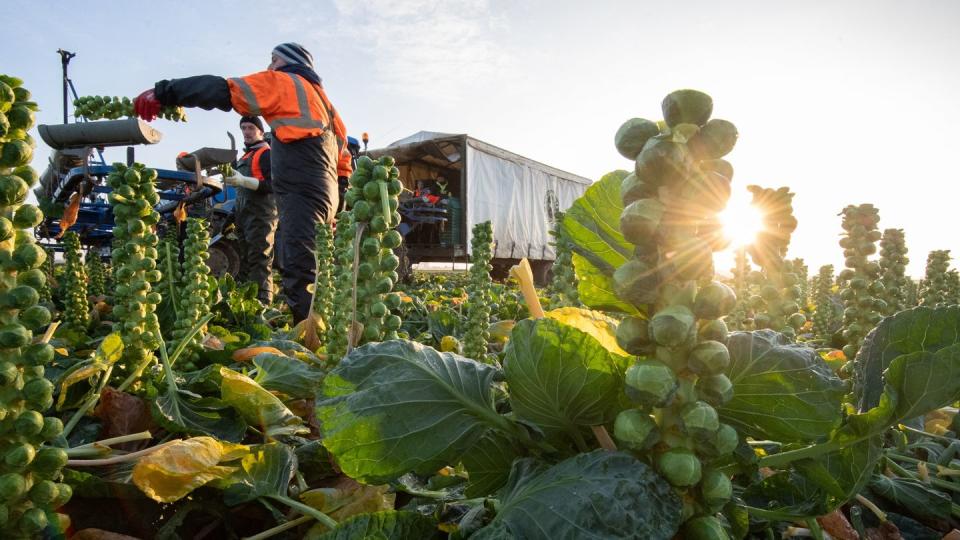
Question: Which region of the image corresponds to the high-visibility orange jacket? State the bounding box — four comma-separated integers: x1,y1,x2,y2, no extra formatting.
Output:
227,72,352,178
153,73,352,178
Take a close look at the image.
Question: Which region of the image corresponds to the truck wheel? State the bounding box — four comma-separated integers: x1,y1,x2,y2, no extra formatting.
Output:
395,243,414,283
209,240,240,278
530,260,553,287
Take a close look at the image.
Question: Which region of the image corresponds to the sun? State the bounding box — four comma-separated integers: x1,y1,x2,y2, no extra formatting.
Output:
718,191,764,248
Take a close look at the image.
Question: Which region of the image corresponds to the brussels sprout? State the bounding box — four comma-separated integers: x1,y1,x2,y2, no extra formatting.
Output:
696,374,734,407
699,469,733,509
697,319,728,343
613,409,660,450
613,259,660,307
698,423,739,458
655,447,702,487
680,401,720,439
614,118,660,160
625,360,677,407
681,515,731,540
650,305,695,347
620,198,664,245
693,281,736,319
688,340,730,375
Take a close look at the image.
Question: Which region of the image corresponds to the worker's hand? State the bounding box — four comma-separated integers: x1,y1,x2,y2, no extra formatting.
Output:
224,172,260,191
133,89,161,121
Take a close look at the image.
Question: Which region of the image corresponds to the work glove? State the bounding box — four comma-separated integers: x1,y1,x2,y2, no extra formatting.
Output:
224,172,260,191
133,89,161,121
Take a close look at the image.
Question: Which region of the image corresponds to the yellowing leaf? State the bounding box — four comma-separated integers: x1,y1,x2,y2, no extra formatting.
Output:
302,477,395,535
546,307,629,357
132,437,247,502
510,258,544,319
173,201,187,224
57,333,124,409
56,192,81,239
231,346,285,363
486,320,516,342
220,367,309,438
54,348,69,356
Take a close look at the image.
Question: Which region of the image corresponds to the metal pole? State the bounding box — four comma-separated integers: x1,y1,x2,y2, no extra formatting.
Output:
57,49,76,124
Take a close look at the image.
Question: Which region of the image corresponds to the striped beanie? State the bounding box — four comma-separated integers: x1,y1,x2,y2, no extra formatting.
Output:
273,42,314,69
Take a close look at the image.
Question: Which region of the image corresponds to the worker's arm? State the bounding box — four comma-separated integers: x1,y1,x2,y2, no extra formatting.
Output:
258,149,273,193
331,107,353,178
154,76,233,111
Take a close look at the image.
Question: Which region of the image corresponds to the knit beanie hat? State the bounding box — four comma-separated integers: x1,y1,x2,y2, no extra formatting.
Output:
239,115,265,133
272,42,314,69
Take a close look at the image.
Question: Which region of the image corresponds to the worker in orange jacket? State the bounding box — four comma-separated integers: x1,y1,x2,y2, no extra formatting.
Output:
134,42,351,323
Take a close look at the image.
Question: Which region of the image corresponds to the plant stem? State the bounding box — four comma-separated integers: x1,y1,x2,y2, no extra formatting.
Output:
264,494,337,530
66,431,153,457
887,452,960,472
854,494,886,522
591,425,617,451
393,485,453,500
62,363,115,439
804,519,824,540
886,456,960,494
899,423,954,443
757,440,841,469
242,515,313,540
67,439,179,466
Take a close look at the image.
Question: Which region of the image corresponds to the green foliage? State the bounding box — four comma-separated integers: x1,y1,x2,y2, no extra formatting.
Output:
85,250,106,298
73,95,186,122
547,211,579,307
837,204,882,362
811,264,840,342
471,451,681,540
463,221,493,360
108,162,162,375
313,511,439,540
602,90,739,527
743,186,804,339
328,155,404,359
313,222,335,327
878,228,909,315
0,73,71,537
61,231,89,331
167,218,211,370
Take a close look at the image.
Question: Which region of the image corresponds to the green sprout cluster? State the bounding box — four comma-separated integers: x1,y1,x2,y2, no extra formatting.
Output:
725,249,751,331
611,89,740,532
312,222,336,328
167,218,211,370
107,163,162,374
920,250,951,307
547,211,579,308
463,221,494,361
73,95,186,122
61,231,89,331
0,73,72,538
811,264,840,342
328,155,405,359
878,228,909,316
36,248,53,306
837,204,883,362
85,250,106,298
743,186,804,339
947,269,960,306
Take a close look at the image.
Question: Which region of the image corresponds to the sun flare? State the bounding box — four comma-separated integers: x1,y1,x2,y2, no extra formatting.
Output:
719,192,764,249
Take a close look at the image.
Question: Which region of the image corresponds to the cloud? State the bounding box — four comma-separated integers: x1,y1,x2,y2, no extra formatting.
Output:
331,0,515,106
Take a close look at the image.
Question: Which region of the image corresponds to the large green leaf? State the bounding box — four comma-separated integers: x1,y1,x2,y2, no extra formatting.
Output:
869,474,952,524
152,390,247,442
504,317,627,443
792,435,883,512
461,431,521,498
316,340,512,484
742,471,832,520
561,170,639,316
855,306,960,410
472,450,681,540
843,343,960,440
223,442,295,506
721,330,845,443
252,352,326,399
310,511,438,540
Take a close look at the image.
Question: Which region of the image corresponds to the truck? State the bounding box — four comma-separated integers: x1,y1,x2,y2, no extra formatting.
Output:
367,131,592,283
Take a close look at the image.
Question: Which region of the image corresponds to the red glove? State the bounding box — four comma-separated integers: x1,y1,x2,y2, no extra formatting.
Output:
133,89,161,121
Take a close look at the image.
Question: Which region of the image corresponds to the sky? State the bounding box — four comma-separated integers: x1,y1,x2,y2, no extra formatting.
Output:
4,0,959,278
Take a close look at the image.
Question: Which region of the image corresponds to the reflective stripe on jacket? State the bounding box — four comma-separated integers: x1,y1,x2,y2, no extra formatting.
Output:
238,143,270,181
227,72,352,177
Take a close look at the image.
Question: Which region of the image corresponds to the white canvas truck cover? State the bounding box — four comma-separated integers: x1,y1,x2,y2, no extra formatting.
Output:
378,132,592,260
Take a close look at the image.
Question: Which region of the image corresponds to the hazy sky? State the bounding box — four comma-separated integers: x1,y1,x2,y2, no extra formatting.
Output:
4,0,958,278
